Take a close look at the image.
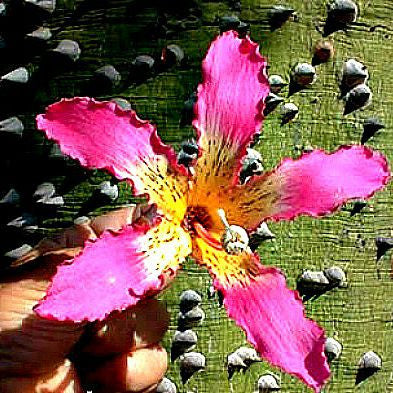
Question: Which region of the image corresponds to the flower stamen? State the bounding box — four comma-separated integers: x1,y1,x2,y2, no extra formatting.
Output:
217,209,250,255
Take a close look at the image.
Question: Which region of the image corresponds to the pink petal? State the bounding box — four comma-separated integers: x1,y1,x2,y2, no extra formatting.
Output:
37,97,189,219
215,266,330,392
225,145,390,230
37,97,181,181
193,236,329,391
194,30,269,149
268,145,390,221
36,218,192,322
192,30,269,189
194,31,269,147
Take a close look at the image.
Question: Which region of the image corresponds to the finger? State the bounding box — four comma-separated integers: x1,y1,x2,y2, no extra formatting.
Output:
83,345,167,393
1,204,159,376
42,247,83,260
116,297,169,350
11,217,97,268
0,359,83,393
63,217,98,248
90,205,138,235
79,298,170,357
0,274,84,377
10,204,152,268
11,247,83,271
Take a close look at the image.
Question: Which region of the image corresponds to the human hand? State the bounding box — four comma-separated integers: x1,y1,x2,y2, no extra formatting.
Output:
0,205,171,393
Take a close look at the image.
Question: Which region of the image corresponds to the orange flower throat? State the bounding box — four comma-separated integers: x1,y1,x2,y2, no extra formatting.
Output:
182,206,223,250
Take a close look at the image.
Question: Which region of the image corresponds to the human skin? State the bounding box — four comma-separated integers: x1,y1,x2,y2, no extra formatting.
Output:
0,205,171,393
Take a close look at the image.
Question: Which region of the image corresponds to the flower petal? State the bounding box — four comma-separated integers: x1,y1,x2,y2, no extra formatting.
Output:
37,97,188,220
194,30,269,158
215,266,330,393
190,31,269,212
36,218,192,322
193,237,329,392
222,145,390,230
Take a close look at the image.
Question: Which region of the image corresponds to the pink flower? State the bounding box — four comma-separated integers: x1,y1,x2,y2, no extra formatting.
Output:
35,31,389,392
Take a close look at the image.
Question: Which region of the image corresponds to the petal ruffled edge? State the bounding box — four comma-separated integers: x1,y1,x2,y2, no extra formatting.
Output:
214,265,330,392
266,145,390,221
34,215,190,322
36,97,188,184
192,233,329,391
192,30,269,186
37,97,189,221
222,145,390,231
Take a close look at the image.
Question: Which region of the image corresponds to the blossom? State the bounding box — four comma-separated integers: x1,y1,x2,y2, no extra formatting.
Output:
35,31,389,392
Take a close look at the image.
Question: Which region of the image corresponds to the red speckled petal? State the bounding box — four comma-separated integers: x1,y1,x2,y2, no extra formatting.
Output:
190,31,269,213
214,264,330,393
36,97,188,220
36,219,192,322
222,145,390,231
